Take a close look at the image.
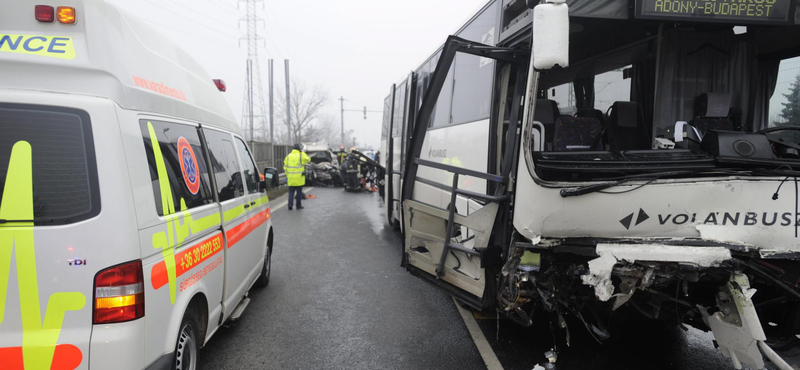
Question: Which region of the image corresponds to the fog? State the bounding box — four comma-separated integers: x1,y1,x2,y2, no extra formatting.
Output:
107,0,490,148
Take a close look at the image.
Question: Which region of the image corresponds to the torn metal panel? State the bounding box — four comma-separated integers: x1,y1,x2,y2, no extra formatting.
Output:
701,273,766,370
403,200,498,299
581,253,617,302
581,244,732,301
595,244,733,267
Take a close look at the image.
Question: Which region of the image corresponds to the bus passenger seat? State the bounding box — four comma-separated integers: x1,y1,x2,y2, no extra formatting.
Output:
535,99,560,148
553,117,603,152
606,102,650,152
576,108,606,127
690,93,734,135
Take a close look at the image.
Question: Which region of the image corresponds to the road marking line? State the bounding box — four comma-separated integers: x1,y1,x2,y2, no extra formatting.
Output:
453,297,504,370
271,187,314,212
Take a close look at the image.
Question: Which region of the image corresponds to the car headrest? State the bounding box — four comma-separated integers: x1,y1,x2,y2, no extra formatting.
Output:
695,93,731,118
611,102,640,128
535,99,559,125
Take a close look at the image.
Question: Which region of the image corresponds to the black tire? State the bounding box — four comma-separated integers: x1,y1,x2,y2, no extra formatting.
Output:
254,244,272,288
173,311,200,370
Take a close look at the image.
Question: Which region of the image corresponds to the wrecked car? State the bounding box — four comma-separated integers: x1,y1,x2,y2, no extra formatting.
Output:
303,142,344,187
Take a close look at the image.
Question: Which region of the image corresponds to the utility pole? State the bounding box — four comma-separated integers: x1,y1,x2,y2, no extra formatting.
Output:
238,0,267,142
285,59,292,144
339,97,345,147
268,59,274,167
248,60,254,142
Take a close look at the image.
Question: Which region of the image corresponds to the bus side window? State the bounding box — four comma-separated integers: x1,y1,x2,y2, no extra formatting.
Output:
139,120,214,216
204,129,245,202
595,67,632,114
382,95,392,142
393,82,407,136
450,4,497,126
451,52,494,125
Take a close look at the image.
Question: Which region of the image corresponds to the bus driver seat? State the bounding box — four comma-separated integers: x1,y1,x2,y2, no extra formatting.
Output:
606,101,651,151
535,99,560,150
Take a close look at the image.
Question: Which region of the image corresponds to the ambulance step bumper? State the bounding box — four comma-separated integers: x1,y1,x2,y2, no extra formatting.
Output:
229,298,251,322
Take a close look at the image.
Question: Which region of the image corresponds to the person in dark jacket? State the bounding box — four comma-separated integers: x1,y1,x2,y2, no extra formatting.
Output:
343,155,360,190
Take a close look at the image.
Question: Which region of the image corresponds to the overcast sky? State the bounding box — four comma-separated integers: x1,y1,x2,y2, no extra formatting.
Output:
107,0,490,149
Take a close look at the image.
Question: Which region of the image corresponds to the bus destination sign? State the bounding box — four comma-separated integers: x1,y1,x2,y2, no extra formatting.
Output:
635,0,795,25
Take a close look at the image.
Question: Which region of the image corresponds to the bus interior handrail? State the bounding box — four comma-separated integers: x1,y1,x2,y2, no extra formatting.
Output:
414,158,506,183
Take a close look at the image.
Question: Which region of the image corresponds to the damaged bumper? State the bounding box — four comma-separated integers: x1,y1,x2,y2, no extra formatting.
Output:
499,240,800,370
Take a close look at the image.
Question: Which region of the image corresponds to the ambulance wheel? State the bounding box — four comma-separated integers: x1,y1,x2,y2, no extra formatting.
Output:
173,312,200,370
254,243,272,288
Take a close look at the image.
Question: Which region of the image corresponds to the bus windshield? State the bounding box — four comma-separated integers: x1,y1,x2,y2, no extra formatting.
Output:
530,17,800,182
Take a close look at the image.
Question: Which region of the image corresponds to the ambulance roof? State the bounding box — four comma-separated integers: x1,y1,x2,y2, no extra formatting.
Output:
0,0,239,133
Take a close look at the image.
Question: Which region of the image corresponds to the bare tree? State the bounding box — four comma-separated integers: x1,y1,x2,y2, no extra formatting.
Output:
276,80,329,145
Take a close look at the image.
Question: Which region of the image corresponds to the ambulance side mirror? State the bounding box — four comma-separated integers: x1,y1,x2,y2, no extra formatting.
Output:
531,0,570,70
263,167,280,189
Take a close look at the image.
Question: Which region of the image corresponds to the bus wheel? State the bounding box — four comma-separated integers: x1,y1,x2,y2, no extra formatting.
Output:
254,243,272,288
173,312,200,370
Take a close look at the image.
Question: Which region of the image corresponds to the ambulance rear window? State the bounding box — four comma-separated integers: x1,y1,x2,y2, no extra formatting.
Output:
0,104,100,225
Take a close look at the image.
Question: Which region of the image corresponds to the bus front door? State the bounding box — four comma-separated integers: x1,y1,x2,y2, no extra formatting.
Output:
401,36,530,310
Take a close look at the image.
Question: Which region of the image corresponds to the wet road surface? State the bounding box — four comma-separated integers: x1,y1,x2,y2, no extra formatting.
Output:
199,188,485,370
199,187,751,370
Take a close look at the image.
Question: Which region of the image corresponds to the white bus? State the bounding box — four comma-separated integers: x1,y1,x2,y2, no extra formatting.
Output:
382,0,800,367
0,2,274,369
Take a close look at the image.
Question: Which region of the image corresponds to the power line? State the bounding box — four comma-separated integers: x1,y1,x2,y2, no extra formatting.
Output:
260,4,320,79
162,0,240,29
140,0,241,40
193,0,242,19
142,19,240,49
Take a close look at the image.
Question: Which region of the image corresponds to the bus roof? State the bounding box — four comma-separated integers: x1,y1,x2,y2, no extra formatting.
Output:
390,0,800,87
0,0,239,134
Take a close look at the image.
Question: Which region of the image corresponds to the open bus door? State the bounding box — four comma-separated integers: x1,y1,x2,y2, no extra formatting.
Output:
384,84,396,225
401,35,531,310
386,74,416,229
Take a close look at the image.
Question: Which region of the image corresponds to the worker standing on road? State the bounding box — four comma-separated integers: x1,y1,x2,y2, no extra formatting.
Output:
284,143,311,210
337,145,348,165
343,152,361,190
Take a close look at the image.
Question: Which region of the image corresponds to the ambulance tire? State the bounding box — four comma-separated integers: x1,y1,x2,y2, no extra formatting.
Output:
254,244,272,288
173,311,200,370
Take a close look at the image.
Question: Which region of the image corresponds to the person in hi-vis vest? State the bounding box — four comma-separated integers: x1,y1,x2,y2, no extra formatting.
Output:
284,143,311,210
336,145,348,165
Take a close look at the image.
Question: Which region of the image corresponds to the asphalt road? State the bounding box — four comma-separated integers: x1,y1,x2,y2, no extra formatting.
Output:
198,187,751,370
199,188,486,370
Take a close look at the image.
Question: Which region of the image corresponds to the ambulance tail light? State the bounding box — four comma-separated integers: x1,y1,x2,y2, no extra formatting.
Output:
93,260,145,324
35,5,55,23
213,79,226,92
57,7,76,24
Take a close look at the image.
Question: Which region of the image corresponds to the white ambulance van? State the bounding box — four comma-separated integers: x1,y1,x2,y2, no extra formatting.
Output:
0,1,274,369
